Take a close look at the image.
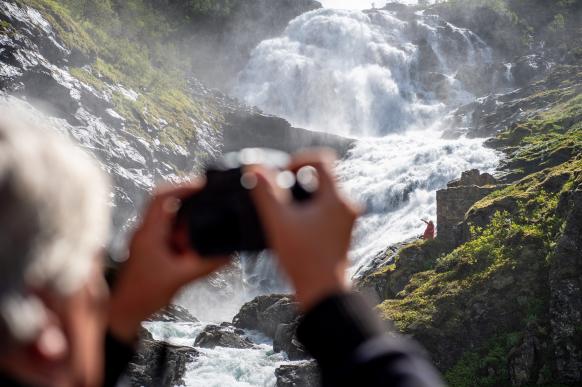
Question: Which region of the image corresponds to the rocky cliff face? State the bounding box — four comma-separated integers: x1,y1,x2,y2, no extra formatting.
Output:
0,0,348,248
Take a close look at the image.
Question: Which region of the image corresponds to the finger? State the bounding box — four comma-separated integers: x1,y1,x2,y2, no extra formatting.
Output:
247,165,289,232
143,180,205,226
288,149,338,199
174,254,231,282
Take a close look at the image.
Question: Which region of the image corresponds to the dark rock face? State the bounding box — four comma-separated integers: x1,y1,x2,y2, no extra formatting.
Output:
148,304,198,323
275,361,321,387
436,169,499,247
447,169,497,188
548,187,582,383
233,294,311,362
127,339,199,387
508,325,542,386
194,323,254,349
274,321,309,360
233,294,299,338
222,112,354,158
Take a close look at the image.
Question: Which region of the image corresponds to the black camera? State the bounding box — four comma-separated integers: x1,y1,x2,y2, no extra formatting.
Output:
173,148,319,256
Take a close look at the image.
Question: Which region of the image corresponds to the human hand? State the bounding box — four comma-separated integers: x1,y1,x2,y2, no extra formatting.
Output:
249,149,361,312
109,182,230,342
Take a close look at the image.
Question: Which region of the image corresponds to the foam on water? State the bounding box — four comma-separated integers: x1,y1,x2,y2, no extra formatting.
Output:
144,321,293,387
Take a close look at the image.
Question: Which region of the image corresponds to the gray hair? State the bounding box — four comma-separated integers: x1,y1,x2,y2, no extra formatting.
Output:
0,114,110,345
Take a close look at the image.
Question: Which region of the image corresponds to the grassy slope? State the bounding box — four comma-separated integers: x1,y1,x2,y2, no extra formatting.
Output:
373,70,582,386
17,0,225,149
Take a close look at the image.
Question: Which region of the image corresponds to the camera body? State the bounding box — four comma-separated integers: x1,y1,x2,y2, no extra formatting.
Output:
174,148,318,256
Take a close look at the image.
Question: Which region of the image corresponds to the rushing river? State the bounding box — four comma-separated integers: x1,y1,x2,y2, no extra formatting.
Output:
165,6,501,386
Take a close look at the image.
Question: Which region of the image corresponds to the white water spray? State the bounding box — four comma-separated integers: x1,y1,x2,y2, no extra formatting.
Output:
234,8,498,276
175,7,500,385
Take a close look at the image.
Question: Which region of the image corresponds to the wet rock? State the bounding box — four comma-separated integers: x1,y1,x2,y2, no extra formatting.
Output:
194,323,254,349
127,339,199,387
454,65,582,140
275,361,320,387
148,304,198,323
222,112,354,158
233,294,299,338
511,55,550,87
274,320,309,360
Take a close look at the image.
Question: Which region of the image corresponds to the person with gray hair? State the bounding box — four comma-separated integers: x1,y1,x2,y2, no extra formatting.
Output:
0,115,227,387
0,113,443,387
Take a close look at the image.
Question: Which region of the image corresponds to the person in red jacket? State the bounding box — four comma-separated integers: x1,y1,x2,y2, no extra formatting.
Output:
421,218,435,240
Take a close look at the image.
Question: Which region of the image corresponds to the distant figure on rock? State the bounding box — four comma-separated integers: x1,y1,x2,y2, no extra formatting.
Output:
421,219,435,240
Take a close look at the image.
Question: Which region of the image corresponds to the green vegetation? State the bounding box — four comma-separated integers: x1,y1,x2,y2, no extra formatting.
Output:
492,74,582,180
375,77,582,384
15,0,226,149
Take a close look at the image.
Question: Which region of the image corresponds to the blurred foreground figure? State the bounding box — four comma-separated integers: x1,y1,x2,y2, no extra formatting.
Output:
0,115,443,386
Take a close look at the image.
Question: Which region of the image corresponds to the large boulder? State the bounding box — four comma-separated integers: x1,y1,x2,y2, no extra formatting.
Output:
222,112,354,158
275,361,320,387
273,320,309,360
194,323,254,349
233,294,299,337
147,304,198,323
127,339,199,387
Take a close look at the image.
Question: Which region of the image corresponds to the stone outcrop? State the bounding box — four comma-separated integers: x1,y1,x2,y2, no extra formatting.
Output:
147,304,198,323
436,169,499,247
275,361,321,387
274,320,309,360
127,337,199,387
194,323,254,349
222,112,354,157
232,294,299,338
233,294,313,361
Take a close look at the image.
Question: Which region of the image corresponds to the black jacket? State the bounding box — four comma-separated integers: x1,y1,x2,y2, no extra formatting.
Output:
297,292,444,387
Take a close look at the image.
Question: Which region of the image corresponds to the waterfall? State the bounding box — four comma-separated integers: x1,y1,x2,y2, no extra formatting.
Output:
177,8,501,386
234,8,499,277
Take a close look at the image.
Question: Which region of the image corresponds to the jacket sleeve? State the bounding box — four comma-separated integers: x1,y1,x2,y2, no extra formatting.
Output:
296,292,444,387
103,331,136,387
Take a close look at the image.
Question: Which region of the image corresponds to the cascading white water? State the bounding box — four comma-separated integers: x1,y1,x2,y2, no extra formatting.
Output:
234,8,499,276
172,7,501,386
